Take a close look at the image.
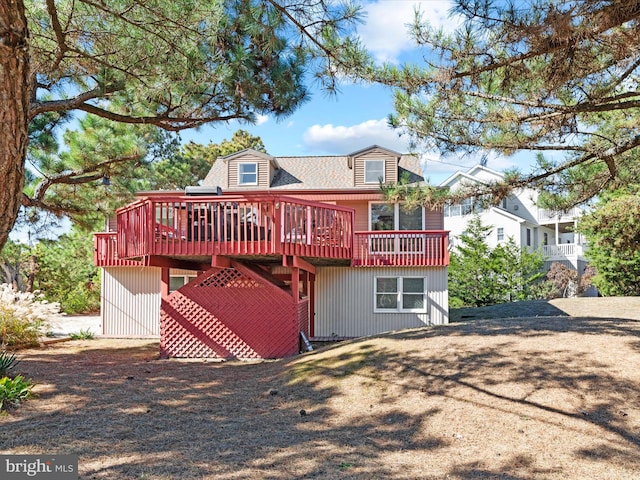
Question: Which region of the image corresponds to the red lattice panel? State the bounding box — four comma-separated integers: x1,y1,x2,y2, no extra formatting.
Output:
160,264,302,359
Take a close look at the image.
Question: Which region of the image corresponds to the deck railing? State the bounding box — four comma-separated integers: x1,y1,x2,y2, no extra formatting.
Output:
538,208,579,223
94,233,144,267
115,195,354,261
352,231,450,267
542,243,587,259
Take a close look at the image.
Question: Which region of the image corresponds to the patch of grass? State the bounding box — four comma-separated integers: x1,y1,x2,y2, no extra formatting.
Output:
69,328,95,340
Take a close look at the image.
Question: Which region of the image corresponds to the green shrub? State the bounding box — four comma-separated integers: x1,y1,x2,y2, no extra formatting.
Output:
0,351,20,377
0,375,33,410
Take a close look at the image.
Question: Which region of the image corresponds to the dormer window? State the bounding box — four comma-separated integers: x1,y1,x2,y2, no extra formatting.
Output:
238,162,258,185
364,160,385,184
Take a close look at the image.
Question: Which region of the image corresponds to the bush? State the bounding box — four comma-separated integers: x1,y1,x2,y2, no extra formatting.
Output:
0,350,20,377
0,375,33,410
0,283,64,349
0,308,40,349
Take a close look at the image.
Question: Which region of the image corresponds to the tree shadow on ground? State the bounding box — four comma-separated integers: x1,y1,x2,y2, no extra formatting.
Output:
2,316,640,479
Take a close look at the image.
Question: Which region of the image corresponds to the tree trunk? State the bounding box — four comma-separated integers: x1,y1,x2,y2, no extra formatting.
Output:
0,0,31,252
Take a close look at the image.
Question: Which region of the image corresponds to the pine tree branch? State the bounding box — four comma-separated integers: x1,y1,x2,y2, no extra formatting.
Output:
24,153,141,207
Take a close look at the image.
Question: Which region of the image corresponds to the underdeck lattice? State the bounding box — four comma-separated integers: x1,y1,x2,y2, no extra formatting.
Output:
160,264,308,359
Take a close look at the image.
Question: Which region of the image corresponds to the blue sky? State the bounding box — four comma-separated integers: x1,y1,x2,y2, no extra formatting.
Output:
181,0,528,185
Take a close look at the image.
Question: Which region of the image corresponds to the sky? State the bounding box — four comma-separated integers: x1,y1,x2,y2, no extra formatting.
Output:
180,0,528,185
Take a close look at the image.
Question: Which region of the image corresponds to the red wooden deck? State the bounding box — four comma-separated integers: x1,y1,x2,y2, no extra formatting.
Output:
94,194,449,268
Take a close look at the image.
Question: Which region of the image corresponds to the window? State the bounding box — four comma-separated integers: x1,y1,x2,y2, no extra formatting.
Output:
443,197,483,217
369,202,425,253
370,203,423,230
238,162,258,185
461,197,473,215
364,160,385,184
370,203,394,231
543,232,548,246
375,277,426,312
526,228,531,246
169,275,197,293
497,227,504,241
399,206,423,230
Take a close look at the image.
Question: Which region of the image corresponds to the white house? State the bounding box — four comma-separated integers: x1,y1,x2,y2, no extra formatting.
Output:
439,165,588,272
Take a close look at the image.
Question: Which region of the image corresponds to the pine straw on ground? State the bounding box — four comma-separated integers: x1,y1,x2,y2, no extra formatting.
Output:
2,314,640,479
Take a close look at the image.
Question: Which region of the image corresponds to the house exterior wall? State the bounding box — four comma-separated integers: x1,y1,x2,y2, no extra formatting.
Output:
315,266,448,337
101,266,161,337
446,209,522,250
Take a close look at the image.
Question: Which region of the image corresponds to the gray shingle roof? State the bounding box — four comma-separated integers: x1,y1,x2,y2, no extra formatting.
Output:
203,149,424,190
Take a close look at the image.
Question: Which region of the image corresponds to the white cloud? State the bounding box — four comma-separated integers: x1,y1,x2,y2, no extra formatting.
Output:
255,114,269,126
301,118,529,183
302,118,410,153
358,0,461,63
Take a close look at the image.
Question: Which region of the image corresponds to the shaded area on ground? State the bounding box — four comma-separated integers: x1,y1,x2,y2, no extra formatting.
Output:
450,297,640,323
1,314,639,479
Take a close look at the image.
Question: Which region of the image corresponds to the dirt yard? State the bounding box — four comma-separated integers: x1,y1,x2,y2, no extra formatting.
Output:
2,299,640,479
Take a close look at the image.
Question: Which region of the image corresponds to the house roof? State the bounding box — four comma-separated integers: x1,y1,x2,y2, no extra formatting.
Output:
221,149,280,169
490,206,526,223
439,164,504,188
348,144,402,158
203,146,425,190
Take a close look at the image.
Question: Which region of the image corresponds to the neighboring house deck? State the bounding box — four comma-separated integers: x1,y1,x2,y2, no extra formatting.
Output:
95,145,450,358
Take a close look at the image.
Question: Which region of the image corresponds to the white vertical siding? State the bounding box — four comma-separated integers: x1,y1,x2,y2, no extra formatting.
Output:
315,266,448,337
101,267,161,337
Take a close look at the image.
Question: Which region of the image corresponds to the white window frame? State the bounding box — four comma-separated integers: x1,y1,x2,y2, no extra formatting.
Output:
238,162,258,185
364,160,385,184
374,276,427,313
497,227,504,241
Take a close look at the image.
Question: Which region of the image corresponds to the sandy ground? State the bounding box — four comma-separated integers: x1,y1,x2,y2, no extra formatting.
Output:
46,315,101,337
2,297,640,479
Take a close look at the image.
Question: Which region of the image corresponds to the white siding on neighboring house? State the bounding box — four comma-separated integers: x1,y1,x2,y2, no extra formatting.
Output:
101,267,161,337
315,266,448,337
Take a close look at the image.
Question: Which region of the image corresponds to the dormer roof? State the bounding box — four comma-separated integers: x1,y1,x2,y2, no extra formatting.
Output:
203,145,424,190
